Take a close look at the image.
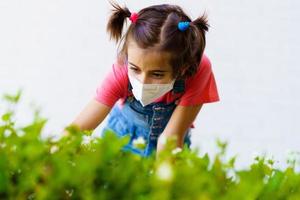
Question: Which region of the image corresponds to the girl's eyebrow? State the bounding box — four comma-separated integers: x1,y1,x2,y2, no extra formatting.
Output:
128,61,168,72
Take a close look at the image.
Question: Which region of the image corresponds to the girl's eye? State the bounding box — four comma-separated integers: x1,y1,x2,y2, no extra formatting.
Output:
153,73,164,78
130,67,164,78
130,67,139,72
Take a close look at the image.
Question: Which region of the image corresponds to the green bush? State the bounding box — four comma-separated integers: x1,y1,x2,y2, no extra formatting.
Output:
0,90,299,200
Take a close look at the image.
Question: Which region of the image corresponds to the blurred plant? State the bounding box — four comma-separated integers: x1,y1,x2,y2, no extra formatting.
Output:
0,90,299,200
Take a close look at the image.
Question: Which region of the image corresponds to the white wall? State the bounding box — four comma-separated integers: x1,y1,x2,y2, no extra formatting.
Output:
0,0,299,169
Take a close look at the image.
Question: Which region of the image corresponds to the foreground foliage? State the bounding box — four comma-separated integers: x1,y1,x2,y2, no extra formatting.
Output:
0,90,299,200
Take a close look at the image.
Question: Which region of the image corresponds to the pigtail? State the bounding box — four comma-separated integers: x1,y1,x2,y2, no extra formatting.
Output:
191,12,209,53
183,12,210,76
192,12,210,33
106,1,131,43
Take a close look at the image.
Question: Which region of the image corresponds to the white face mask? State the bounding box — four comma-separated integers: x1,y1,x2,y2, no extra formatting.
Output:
128,73,176,107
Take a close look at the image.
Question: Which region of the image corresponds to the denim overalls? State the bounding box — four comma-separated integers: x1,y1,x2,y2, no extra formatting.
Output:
101,78,192,157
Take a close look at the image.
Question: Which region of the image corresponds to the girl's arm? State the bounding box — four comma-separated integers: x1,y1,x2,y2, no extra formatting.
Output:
156,104,203,157
63,99,112,136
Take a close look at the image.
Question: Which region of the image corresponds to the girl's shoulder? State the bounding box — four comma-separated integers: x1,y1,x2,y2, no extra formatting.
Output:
111,59,129,83
177,53,220,106
185,53,212,83
198,53,212,74
111,59,130,96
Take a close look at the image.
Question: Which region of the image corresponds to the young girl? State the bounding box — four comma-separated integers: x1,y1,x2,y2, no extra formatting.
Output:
66,2,220,158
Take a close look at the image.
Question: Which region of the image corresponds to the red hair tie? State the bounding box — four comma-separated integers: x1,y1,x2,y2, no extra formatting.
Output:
129,12,138,23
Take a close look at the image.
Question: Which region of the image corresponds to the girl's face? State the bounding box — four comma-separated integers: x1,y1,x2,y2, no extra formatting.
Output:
127,41,175,84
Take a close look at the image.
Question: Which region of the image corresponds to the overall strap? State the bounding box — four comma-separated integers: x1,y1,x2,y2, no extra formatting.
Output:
172,79,185,94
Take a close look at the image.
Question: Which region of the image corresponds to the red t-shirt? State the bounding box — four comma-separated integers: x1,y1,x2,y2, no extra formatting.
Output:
94,53,220,128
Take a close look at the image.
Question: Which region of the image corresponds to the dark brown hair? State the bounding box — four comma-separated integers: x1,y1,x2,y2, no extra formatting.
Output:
106,1,209,79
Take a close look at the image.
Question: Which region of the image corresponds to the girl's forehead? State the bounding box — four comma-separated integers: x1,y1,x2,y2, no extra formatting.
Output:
127,42,172,70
